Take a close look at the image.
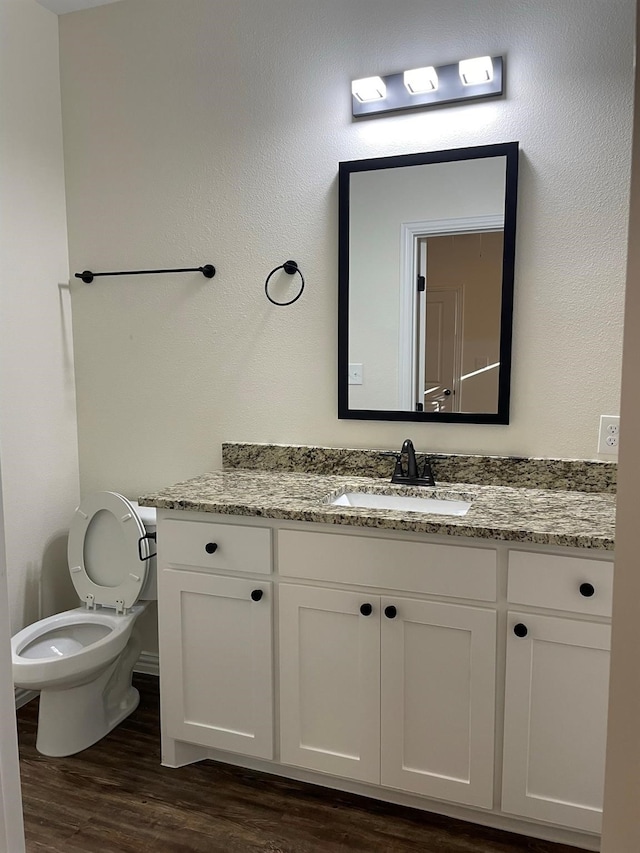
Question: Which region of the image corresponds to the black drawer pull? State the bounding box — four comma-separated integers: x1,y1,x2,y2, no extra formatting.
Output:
205,542,218,554
513,623,528,638
579,582,595,598
384,605,397,619
360,603,373,616
251,589,263,602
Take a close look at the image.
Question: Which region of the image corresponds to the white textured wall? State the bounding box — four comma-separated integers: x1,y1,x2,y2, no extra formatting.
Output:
59,0,634,498
0,0,80,632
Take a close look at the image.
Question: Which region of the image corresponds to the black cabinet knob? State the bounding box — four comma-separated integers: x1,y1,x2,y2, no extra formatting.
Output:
250,589,263,602
579,582,595,598
360,603,373,616
205,542,218,554
384,605,397,619
513,623,528,638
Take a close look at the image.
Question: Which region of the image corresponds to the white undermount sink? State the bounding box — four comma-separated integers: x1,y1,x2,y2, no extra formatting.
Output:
329,491,472,516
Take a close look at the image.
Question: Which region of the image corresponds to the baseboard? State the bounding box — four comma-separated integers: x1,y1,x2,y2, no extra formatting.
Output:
15,688,38,709
134,651,159,677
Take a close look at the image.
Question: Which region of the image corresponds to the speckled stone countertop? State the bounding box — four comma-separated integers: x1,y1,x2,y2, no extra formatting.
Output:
139,470,615,550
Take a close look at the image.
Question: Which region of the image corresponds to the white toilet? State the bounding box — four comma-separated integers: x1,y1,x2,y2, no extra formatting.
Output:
11,491,157,757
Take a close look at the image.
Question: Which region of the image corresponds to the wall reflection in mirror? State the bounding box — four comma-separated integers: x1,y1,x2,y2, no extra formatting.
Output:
338,143,519,424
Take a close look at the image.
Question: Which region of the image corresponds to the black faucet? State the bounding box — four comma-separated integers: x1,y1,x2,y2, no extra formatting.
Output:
383,439,435,487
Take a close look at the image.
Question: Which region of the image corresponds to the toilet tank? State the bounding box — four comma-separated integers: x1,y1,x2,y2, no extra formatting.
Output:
129,501,157,601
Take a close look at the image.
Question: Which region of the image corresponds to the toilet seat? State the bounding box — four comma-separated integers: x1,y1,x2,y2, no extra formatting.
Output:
67,491,151,612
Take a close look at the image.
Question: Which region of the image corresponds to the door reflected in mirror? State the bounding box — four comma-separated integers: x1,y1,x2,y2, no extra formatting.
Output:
421,230,503,414
338,143,518,424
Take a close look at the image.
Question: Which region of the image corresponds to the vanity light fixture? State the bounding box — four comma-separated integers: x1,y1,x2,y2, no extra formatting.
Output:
351,55,503,118
351,76,387,102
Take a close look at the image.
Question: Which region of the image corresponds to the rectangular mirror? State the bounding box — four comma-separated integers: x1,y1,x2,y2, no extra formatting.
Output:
338,142,519,423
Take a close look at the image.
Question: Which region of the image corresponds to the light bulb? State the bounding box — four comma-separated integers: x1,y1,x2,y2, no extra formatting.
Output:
351,76,387,103
403,66,438,94
459,56,494,85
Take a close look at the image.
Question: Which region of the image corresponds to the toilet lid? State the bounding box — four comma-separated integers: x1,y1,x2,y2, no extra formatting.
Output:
67,491,151,611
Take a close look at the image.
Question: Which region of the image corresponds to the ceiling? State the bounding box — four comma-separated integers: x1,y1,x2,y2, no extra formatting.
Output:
36,0,123,14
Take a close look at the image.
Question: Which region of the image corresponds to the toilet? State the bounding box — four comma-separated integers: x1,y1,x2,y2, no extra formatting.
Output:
11,491,157,757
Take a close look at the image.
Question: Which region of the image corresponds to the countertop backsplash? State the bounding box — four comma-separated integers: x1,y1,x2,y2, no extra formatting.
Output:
221,442,616,494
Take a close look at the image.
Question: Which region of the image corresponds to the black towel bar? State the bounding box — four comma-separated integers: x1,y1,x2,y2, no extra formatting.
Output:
75,264,216,284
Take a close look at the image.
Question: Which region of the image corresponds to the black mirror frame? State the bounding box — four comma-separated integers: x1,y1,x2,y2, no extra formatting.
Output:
338,141,519,424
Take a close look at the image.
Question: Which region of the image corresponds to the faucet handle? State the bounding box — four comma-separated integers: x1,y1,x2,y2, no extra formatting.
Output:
421,455,436,486
380,450,405,480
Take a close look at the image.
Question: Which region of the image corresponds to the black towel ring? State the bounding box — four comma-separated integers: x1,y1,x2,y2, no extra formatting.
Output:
264,260,305,306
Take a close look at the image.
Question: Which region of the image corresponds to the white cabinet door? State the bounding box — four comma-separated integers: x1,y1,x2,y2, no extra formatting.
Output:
159,569,273,758
502,612,610,833
380,597,496,808
279,584,381,782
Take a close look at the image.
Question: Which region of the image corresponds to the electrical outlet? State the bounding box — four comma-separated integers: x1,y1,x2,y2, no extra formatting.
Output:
598,415,620,455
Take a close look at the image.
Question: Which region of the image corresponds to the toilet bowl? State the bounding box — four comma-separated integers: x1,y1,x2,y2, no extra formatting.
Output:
11,492,157,757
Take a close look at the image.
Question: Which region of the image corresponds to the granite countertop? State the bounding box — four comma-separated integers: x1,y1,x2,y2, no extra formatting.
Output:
139,469,616,550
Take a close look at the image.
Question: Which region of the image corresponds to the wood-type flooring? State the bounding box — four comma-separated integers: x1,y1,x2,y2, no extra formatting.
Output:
17,673,589,853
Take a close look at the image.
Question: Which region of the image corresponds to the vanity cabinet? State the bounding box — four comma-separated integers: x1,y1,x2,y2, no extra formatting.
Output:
155,511,613,849
501,551,613,834
157,521,274,759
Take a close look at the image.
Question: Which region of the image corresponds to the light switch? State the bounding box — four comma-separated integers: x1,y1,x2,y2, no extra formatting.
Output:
348,363,363,385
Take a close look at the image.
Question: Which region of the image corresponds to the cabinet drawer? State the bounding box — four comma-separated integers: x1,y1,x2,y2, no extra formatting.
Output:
160,519,272,575
278,529,496,601
507,551,613,617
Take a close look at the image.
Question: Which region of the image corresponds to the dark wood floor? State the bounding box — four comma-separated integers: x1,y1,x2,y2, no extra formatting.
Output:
16,674,589,853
